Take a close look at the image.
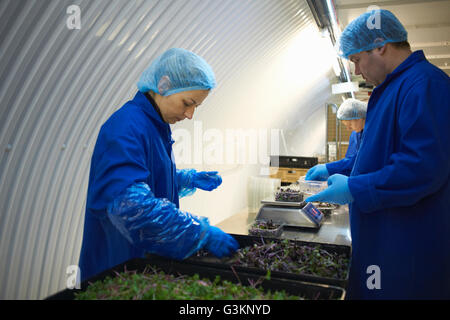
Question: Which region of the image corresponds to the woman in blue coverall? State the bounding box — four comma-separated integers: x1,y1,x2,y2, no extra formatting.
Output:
78,48,238,281
306,98,367,180
306,10,450,299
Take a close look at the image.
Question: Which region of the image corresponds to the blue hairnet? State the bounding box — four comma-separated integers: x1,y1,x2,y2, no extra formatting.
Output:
137,48,216,96
337,9,408,59
337,99,368,120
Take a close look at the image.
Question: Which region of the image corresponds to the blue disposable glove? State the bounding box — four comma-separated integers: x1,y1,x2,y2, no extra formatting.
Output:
193,171,222,191
305,174,354,205
204,226,239,258
305,164,329,181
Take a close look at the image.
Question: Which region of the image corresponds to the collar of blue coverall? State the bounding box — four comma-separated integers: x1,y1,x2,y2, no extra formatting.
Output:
133,91,173,141
376,50,426,90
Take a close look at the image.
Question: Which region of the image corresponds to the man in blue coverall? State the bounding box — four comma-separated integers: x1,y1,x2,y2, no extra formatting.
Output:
306,10,450,299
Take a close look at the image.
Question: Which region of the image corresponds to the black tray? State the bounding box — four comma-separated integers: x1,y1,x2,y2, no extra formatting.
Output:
46,256,345,300
186,234,351,288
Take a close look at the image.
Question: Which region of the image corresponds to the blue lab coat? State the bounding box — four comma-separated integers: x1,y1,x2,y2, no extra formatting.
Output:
346,51,450,299
326,131,362,176
78,91,204,281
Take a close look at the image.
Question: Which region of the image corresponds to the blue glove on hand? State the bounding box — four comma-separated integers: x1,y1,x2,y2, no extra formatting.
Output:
193,171,222,191
305,164,329,181
305,174,354,205
204,226,239,258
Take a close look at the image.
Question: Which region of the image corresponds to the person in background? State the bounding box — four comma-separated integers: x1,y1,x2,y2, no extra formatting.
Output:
78,48,238,282
305,98,367,180
306,10,450,299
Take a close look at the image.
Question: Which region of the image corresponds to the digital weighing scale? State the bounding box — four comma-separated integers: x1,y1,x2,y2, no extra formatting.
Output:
256,198,324,229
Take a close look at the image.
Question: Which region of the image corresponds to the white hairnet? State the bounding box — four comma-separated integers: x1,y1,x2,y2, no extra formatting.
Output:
337,99,368,120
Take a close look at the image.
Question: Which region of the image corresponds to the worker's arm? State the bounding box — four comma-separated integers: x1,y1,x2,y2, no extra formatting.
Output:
326,131,360,176
348,78,450,213
177,169,222,197
107,181,212,260
326,153,357,177
88,121,211,260
176,169,198,197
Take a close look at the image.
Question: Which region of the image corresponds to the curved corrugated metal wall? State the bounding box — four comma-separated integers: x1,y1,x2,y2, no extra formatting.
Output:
0,0,334,299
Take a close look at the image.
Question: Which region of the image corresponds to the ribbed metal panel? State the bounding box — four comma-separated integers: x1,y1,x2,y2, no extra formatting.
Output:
0,0,332,299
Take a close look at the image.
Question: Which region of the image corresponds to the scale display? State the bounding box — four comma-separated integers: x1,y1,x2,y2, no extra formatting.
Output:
301,203,324,225
257,199,324,229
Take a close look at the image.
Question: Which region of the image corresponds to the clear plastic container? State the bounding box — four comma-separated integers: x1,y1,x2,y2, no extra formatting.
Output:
248,220,284,237
297,176,327,195
313,202,339,215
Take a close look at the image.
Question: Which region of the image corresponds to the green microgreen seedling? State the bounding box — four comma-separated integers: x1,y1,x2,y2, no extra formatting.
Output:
74,266,303,300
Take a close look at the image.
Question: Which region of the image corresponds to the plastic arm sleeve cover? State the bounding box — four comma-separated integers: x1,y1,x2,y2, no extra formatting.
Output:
176,168,197,198
107,181,210,260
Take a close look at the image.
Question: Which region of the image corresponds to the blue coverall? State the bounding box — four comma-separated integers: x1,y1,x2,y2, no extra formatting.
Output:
78,91,208,281
326,131,362,177
346,51,450,299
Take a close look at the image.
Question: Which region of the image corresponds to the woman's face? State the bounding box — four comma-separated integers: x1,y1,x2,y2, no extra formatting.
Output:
342,119,365,132
156,89,210,124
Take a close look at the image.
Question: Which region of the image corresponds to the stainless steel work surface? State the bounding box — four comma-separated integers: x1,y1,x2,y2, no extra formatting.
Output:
216,204,352,247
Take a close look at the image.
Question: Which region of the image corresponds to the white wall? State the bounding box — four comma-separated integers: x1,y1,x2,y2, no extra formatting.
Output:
176,24,337,224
